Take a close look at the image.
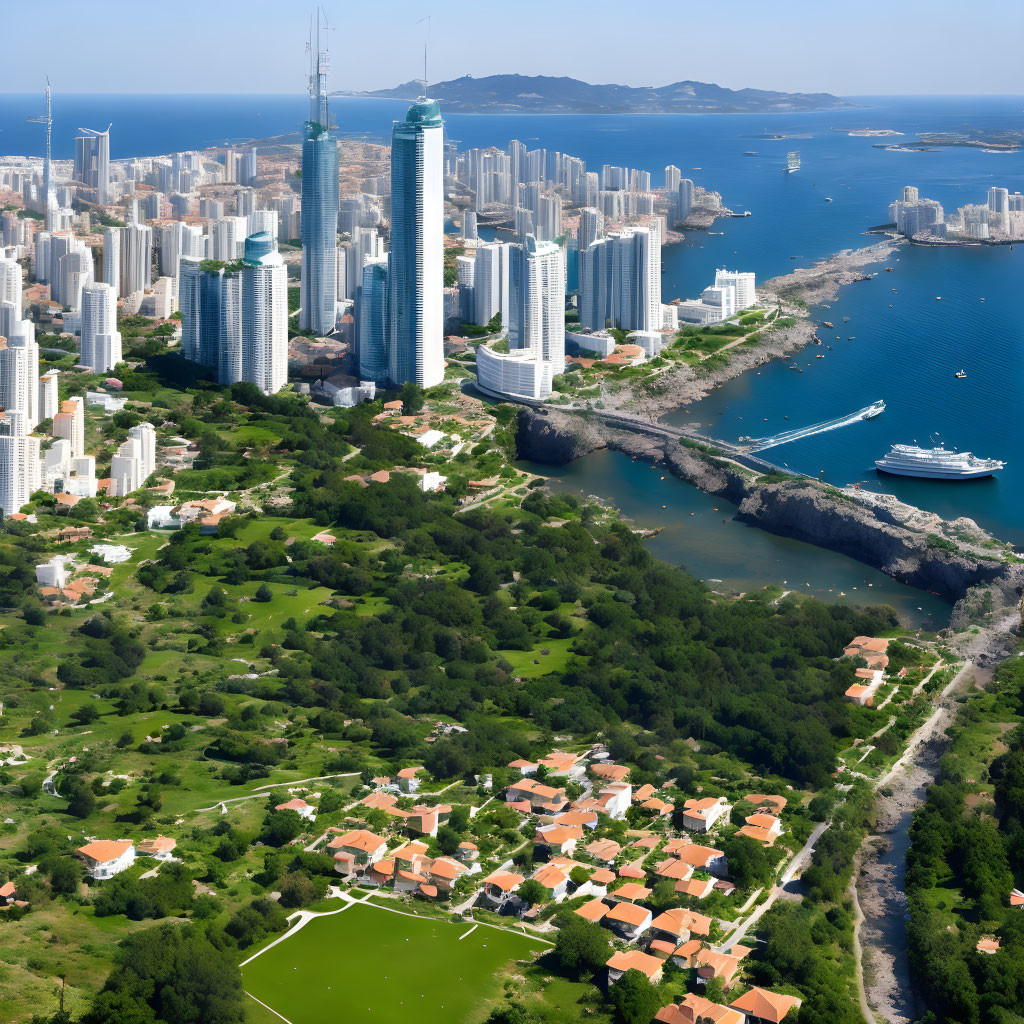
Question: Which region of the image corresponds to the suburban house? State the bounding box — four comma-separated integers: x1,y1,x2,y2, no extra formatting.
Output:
611,882,651,903
604,900,653,940
537,750,586,778
1011,887,1024,907
0,880,18,905
508,758,539,776
575,898,610,923
606,949,664,984
586,838,621,865
845,667,885,706
531,862,569,901
670,939,705,969
328,829,388,875
694,948,744,987
651,907,712,942
136,836,177,860
977,936,1000,954
591,763,630,783
640,797,674,818
275,797,316,821
553,809,599,830
730,987,802,1023
682,796,731,832
844,635,890,668
456,841,479,862
738,813,783,847
654,857,694,883
675,876,716,899
505,777,568,814
588,868,616,893
673,844,728,877
535,824,582,858
76,840,135,880
395,766,423,793
656,994,745,1024
633,783,657,803
594,782,632,820
481,870,524,906
746,793,788,815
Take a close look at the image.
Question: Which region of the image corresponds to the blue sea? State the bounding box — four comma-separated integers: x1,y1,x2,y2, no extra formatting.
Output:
3,92,1022,620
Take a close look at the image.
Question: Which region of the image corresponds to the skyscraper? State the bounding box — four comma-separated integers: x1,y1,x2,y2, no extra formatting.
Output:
74,127,110,205
579,225,661,333
179,234,284,394
357,258,389,383
472,243,510,329
241,232,288,395
80,282,122,372
102,227,120,295
299,20,339,335
388,98,445,388
119,222,152,297
0,410,41,515
476,235,565,401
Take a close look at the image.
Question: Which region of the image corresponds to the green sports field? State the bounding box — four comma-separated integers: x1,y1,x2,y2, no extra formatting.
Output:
241,902,548,1024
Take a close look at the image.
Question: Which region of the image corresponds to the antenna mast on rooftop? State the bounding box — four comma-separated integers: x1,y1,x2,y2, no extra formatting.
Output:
27,79,55,228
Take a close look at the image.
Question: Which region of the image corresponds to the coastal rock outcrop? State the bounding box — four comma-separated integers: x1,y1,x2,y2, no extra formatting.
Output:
516,407,1024,634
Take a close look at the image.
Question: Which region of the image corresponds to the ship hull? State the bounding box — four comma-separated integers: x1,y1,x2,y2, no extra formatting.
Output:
875,463,999,480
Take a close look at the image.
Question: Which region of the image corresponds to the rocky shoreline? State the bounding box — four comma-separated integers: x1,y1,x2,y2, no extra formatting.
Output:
601,237,904,418
516,406,1023,651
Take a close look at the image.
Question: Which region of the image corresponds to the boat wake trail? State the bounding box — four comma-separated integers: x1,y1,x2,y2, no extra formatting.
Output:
747,400,885,453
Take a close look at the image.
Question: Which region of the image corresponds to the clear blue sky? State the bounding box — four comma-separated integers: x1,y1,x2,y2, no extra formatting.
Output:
3,0,1022,96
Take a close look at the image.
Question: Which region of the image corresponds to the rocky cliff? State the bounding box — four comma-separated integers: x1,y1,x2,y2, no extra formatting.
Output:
516,407,1024,647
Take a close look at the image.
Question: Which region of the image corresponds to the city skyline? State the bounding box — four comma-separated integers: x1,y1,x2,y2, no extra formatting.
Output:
2,0,1024,97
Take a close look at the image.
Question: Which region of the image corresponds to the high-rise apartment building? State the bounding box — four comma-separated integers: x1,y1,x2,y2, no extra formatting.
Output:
119,222,153,297
299,26,339,335
472,243,510,329
357,258,389,383
102,226,120,295
74,127,110,205
79,282,122,372
240,232,288,395
110,422,156,497
476,235,565,401
579,225,661,333
387,98,445,388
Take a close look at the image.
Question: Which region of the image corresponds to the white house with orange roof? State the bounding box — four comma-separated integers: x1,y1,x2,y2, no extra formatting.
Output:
535,824,581,858
738,812,783,846
1011,887,1024,908
585,838,621,865
604,900,653,941
654,857,694,883
730,986,802,1023
575,897,610,923
674,844,728,877
456,841,479,862
606,949,664,984
682,796,730,832
327,829,388,875
591,763,630,783
136,836,177,861
505,777,568,814
633,783,657,803
595,782,632,820
482,870,524,906
76,840,135,880
508,758,539,776
395,766,424,794
275,797,316,821
656,994,745,1024
675,876,716,900
531,862,569,901
538,751,585,778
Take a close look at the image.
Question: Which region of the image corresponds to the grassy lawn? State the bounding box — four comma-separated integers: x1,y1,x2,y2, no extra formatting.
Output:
241,903,546,1024
499,637,576,678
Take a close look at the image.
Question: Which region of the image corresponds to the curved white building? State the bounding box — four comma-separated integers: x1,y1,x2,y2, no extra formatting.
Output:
476,346,552,401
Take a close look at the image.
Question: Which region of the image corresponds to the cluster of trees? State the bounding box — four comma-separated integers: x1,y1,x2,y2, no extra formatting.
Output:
906,656,1024,1024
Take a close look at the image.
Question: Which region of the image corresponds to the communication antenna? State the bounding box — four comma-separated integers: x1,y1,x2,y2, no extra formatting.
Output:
416,15,431,98
27,78,54,218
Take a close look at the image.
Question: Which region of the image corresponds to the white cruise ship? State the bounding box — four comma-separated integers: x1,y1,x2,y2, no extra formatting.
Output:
875,444,1005,480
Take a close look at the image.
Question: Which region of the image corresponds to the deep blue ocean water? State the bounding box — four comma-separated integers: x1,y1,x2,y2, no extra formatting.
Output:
3,92,1022,618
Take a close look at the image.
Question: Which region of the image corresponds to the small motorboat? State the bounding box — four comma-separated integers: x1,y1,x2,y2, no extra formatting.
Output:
955,370,967,379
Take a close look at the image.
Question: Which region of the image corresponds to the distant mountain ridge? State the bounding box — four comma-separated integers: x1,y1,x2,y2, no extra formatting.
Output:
335,74,855,114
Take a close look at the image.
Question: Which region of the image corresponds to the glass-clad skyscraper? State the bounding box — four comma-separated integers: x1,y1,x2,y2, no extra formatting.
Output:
299,29,339,336
387,98,445,388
